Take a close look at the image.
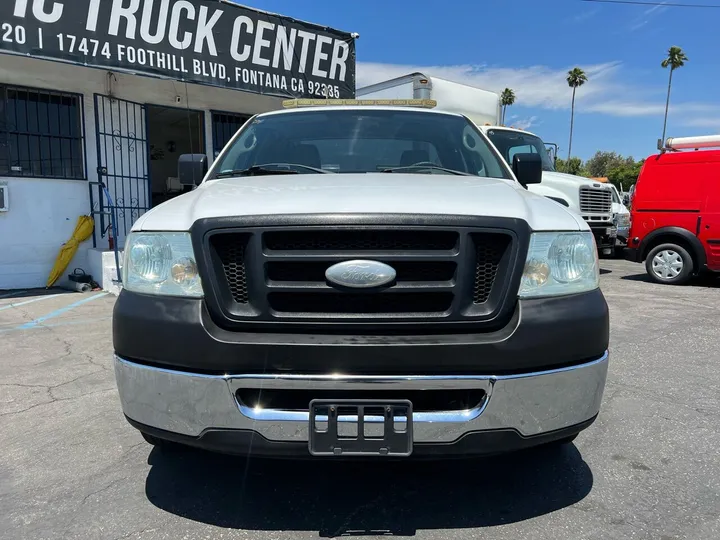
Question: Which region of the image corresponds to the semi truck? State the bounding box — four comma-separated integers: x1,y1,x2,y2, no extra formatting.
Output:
357,74,618,254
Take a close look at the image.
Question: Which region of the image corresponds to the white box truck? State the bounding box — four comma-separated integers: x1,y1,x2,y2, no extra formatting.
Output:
357,73,617,254
357,72,501,126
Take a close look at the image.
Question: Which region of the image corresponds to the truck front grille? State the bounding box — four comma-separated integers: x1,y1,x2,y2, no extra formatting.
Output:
198,217,528,333
211,234,250,304
472,234,510,304
579,186,612,214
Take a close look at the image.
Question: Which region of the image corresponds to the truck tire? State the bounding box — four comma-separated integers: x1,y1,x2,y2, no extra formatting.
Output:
645,243,693,285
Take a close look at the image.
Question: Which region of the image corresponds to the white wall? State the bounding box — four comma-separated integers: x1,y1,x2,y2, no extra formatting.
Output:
0,54,283,290
0,178,90,290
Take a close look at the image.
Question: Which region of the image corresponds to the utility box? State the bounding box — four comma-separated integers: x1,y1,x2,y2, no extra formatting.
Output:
0,183,8,212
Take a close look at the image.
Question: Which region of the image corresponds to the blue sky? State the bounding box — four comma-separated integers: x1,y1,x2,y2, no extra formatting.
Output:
247,0,717,162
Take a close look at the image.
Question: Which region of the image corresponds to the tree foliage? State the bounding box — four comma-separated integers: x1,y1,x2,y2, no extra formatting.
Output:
584,151,635,178
556,157,586,176
566,67,588,160
555,152,643,191
662,46,688,71
500,88,516,125
607,160,644,191
661,45,688,144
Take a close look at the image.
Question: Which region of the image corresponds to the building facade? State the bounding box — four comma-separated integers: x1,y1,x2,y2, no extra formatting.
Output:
0,0,356,290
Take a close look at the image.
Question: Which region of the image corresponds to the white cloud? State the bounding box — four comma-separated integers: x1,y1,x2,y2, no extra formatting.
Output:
357,61,624,111
570,8,600,23
680,117,720,130
356,61,720,121
512,116,539,131
644,0,669,16
627,0,669,31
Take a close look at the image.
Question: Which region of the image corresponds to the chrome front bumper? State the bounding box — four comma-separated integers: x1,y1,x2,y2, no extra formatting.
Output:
114,352,609,444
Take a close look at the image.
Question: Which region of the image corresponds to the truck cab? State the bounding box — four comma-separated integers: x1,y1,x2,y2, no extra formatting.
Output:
478,126,617,255
625,135,720,284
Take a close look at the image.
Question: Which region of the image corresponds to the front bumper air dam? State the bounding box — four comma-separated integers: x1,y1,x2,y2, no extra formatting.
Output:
114,352,609,456
590,224,617,249
112,289,609,375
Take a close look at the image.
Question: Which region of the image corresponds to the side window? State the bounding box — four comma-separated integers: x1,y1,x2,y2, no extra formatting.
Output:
507,144,536,163
461,125,505,178
212,112,251,158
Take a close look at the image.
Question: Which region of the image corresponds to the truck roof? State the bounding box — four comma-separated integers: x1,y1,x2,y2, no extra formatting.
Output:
479,125,537,135
645,149,720,164
356,72,499,97
259,105,466,118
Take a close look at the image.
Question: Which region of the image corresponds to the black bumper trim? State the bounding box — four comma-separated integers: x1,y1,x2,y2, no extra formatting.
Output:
127,415,597,459
113,288,609,375
624,247,641,263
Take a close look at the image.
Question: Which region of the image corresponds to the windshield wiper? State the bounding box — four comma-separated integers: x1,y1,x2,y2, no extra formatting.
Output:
214,163,331,178
381,165,471,176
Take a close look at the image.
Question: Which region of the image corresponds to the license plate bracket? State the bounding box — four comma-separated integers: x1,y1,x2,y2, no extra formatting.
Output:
309,400,413,457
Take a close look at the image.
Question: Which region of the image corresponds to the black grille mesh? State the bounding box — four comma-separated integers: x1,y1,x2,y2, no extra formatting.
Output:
472,235,511,304
211,235,249,303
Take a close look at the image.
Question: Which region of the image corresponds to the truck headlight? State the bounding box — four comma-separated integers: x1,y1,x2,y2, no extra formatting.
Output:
616,213,631,228
123,232,203,297
519,232,599,298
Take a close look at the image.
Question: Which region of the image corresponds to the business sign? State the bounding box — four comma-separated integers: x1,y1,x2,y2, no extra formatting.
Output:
0,0,356,99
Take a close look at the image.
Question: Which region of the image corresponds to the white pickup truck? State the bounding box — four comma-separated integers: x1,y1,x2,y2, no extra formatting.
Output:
112,100,609,459
357,74,618,254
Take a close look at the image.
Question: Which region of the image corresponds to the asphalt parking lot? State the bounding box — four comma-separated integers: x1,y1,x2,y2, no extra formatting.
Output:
1,259,719,540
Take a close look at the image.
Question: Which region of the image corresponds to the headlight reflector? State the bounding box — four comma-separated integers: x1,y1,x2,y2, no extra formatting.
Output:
124,232,203,297
616,213,631,228
519,232,599,298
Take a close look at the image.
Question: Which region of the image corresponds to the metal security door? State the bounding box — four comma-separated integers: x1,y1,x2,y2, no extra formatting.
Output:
92,94,150,248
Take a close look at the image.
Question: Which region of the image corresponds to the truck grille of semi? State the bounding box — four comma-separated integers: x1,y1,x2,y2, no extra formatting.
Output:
579,186,612,214
201,222,522,332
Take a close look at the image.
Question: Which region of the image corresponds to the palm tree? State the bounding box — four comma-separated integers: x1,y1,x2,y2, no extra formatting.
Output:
566,67,588,160
661,46,688,145
500,88,516,125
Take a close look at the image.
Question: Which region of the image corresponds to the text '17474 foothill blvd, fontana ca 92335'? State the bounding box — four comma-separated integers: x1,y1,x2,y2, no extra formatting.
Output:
0,0,356,99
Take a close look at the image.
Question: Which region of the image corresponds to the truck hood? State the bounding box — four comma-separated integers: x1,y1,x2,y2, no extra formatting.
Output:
132,174,586,232
541,171,610,189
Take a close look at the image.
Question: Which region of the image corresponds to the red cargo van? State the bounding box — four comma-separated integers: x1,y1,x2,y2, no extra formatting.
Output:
624,136,720,284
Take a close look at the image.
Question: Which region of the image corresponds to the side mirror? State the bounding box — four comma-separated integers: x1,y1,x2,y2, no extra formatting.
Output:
178,154,208,187
512,153,542,187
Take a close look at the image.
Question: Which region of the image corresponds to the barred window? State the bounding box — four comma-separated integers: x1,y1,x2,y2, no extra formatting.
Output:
0,85,85,180
212,112,250,158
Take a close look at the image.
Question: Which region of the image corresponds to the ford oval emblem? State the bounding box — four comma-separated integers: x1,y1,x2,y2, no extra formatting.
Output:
325,260,397,290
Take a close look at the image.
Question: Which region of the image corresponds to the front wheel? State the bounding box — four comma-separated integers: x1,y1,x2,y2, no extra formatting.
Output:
645,243,693,285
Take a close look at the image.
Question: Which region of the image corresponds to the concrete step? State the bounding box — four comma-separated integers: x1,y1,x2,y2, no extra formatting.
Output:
87,248,124,296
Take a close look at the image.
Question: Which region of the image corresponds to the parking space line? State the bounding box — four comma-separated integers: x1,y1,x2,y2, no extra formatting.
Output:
0,294,65,312
16,292,110,330
0,317,112,334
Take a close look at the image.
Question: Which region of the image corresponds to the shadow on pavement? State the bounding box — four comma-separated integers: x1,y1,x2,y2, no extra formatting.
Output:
144,444,593,536
599,268,612,275
621,272,720,288
0,288,74,301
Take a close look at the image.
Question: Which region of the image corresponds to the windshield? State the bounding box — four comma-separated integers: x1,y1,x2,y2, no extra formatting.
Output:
210,109,512,180
484,129,556,172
